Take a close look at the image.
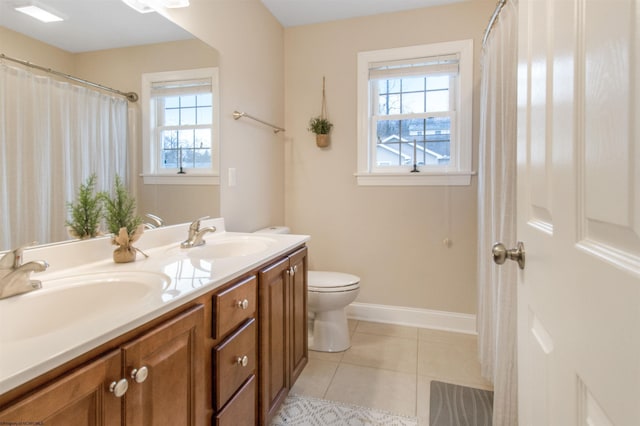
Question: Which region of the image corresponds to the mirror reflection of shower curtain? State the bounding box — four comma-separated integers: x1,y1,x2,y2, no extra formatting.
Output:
477,1,518,425
0,62,128,250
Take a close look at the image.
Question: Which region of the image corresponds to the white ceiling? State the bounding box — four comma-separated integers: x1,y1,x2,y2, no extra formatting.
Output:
0,0,193,53
0,0,467,53
261,0,467,28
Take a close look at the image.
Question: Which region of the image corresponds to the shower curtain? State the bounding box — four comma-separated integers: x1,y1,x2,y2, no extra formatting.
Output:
0,62,128,250
477,1,518,425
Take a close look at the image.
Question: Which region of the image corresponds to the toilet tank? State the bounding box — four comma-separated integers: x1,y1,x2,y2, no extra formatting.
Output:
254,226,290,234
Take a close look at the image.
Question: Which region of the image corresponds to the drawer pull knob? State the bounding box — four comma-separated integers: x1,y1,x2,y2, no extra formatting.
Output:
236,299,249,310
109,378,129,397
131,366,149,384
236,355,249,367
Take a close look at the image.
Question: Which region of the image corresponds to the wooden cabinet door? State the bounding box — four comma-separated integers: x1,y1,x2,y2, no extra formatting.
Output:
288,247,308,387
0,350,122,426
258,257,289,425
122,304,205,426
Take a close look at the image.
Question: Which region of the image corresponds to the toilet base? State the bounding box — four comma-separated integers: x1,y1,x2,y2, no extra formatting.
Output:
308,308,351,352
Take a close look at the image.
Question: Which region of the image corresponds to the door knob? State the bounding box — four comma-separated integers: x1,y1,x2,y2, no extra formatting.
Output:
492,241,525,270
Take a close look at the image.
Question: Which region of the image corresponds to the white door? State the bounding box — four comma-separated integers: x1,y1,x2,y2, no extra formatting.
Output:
516,0,640,425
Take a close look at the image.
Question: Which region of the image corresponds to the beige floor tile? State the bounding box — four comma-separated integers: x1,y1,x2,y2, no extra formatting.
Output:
418,327,478,346
416,375,432,426
291,358,339,398
341,332,418,374
309,348,345,362
417,339,492,388
355,321,419,339
324,363,417,417
348,319,358,333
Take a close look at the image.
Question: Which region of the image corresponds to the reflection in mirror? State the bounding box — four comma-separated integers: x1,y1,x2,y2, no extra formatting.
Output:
0,2,220,251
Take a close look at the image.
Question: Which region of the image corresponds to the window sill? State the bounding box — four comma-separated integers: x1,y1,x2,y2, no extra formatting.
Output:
141,174,220,186
354,171,474,186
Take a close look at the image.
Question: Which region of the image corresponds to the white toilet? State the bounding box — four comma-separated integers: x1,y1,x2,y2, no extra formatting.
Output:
255,226,361,352
307,271,360,352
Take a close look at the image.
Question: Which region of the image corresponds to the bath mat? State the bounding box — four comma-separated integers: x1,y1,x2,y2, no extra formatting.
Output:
271,393,418,426
429,381,493,426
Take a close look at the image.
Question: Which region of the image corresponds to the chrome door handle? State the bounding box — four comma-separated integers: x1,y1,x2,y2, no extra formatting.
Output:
492,241,525,270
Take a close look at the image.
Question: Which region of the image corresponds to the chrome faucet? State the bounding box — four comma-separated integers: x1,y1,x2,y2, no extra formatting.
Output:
180,216,217,248
0,245,49,300
144,213,165,230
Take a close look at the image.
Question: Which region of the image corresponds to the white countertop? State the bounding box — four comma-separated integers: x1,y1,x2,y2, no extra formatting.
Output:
0,218,309,394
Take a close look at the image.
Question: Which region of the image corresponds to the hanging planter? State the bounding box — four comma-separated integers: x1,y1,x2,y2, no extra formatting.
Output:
307,77,333,148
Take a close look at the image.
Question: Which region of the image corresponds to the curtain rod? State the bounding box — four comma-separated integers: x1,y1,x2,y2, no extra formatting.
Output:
232,110,285,134
482,0,507,47
0,53,139,102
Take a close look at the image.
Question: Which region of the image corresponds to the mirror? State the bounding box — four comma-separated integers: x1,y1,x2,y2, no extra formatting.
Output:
0,0,220,251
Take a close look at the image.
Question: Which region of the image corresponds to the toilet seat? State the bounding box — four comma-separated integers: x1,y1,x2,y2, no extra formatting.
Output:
308,271,360,293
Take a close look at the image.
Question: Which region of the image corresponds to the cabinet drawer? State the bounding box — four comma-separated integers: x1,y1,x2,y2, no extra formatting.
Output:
215,375,256,426
214,319,256,410
213,275,257,338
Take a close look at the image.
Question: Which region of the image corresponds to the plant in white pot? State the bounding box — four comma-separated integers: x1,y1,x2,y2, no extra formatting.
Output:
308,116,333,147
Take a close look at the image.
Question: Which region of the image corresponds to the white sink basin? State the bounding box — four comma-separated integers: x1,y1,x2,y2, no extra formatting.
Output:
0,271,170,341
185,236,277,260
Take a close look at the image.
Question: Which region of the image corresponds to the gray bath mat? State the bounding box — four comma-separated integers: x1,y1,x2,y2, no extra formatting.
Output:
429,381,493,426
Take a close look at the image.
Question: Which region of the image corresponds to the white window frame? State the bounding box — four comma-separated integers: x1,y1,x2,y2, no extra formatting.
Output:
141,68,219,185
356,39,474,186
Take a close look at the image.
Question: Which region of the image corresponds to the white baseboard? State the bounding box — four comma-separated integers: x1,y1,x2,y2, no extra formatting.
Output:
346,302,477,335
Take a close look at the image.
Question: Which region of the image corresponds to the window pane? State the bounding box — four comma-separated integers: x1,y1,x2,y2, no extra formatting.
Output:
402,77,425,92
402,92,425,114
164,96,180,108
180,95,196,107
375,117,451,167
178,129,194,148
426,90,449,112
194,149,211,168
195,129,211,148
426,75,450,91
180,107,196,125
163,107,180,126
161,130,178,149
196,93,212,106
196,106,212,125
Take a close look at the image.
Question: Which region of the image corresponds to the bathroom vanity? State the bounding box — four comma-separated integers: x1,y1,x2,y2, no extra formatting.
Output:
0,218,309,425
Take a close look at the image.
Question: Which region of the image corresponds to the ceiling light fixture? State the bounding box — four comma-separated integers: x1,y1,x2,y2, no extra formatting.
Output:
121,0,190,14
15,5,64,22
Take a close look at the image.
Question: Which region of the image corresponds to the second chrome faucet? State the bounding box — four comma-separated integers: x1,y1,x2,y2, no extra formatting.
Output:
180,217,217,249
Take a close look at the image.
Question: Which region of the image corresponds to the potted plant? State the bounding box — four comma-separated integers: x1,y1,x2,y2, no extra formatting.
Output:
66,174,103,240
101,175,144,263
308,116,333,148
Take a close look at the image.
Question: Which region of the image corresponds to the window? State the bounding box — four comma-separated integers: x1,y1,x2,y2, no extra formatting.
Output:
141,68,219,185
356,40,473,186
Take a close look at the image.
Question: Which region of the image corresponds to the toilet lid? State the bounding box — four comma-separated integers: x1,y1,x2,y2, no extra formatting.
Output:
308,271,360,293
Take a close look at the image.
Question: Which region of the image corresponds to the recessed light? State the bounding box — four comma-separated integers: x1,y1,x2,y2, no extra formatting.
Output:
121,0,155,14
122,0,190,14
15,5,64,23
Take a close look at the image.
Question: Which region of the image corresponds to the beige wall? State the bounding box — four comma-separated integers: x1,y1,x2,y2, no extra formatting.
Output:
0,27,74,73
163,0,286,232
283,1,494,314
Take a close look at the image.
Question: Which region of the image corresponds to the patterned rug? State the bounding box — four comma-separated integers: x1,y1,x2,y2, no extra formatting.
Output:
271,393,419,426
429,381,493,426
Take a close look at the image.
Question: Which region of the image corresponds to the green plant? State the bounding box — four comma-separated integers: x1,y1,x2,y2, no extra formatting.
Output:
307,116,333,135
66,174,102,239
101,175,142,237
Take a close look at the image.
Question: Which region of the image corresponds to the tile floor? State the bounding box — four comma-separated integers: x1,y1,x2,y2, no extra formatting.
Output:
291,320,493,426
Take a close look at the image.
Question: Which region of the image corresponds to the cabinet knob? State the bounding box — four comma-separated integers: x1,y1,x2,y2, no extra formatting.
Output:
236,299,249,310
131,366,149,384
109,378,129,397
236,355,249,367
